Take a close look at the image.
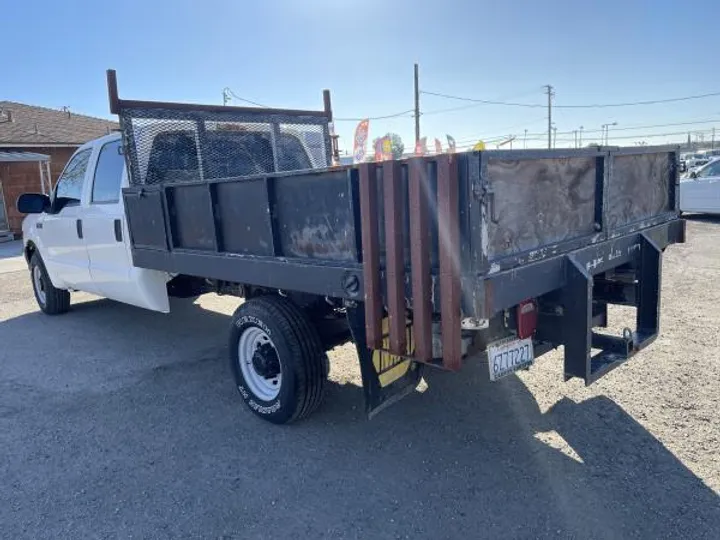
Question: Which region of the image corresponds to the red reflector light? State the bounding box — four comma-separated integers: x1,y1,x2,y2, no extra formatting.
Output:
517,300,537,339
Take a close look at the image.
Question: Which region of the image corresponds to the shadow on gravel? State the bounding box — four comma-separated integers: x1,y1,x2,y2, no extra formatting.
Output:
683,213,720,224
1,296,718,539
0,240,22,259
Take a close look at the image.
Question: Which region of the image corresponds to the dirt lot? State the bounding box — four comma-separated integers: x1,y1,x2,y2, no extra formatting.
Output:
0,218,718,539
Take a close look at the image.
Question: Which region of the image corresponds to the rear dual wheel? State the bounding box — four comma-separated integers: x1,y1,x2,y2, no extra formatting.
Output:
229,296,328,424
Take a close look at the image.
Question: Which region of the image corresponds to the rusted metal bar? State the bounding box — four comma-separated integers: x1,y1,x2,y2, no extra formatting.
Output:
106,69,119,114
437,155,462,370
107,69,329,118
408,158,433,363
322,89,333,122
383,161,407,355
358,163,382,349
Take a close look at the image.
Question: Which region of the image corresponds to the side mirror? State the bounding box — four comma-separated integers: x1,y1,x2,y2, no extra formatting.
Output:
17,193,50,214
689,171,698,179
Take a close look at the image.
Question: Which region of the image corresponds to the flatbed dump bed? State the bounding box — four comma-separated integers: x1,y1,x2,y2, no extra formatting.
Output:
108,70,685,422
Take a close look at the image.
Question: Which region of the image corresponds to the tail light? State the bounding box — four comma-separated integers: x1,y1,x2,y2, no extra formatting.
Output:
517,299,537,339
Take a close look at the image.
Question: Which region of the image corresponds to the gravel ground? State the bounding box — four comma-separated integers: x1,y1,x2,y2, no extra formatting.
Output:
0,219,718,539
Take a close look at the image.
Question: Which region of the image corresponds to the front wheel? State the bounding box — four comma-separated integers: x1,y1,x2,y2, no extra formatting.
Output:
30,253,70,315
229,296,328,424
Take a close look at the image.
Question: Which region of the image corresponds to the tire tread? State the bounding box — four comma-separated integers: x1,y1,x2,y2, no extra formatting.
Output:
30,253,70,315
230,295,327,423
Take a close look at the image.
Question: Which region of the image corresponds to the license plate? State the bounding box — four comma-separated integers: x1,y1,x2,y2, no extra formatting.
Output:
487,337,534,381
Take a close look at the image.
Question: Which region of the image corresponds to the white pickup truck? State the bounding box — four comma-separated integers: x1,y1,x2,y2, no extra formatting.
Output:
19,133,171,315
17,71,686,425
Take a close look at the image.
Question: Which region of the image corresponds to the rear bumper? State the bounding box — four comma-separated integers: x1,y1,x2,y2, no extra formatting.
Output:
481,218,686,385
479,218,685,318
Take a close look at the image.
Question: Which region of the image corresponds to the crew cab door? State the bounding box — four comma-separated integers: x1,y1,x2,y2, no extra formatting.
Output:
40,148,96,292
82,137,170,312
680,160,720,214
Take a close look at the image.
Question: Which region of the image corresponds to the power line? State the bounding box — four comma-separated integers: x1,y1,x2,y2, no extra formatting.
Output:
553,92,720,109
455,126,720,146
421,89,720,109
421,89,542,116
459,118,720,143
223,87,414,122
556,117,720,135
223,88,270,108
334,110,414,122
421,90,545,108
596,127,720,141
450,118,547,145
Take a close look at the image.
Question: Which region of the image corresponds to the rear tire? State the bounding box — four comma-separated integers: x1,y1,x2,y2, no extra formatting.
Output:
30,253,70,315
229,296,328,424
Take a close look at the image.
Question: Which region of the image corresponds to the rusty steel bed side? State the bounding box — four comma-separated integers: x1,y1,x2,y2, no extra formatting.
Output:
383,161,407,356
358,163,383,350
408,158,433,363
437,155,462,371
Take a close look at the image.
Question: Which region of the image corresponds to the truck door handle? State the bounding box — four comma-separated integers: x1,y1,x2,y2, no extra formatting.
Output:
114,219,123,242
76,219,83,239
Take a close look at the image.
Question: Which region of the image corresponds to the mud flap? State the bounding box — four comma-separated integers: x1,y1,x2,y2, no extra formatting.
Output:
346,304,425,418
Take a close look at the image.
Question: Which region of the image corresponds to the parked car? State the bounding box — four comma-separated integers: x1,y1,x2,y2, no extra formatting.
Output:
680,158,720,214
699,149,720,159
682,153,709,173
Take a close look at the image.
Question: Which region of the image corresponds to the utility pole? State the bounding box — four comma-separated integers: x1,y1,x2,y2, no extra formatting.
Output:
222,88,230,106
414,63,421,145
545,85,553,149
579,126,584,147
552,126,558,148
523,129,528,149
573,130,577,148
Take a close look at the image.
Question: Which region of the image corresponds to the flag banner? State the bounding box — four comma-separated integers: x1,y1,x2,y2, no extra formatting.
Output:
374,138,383,161
382,136,393,160
446,134,456,152
353,119,370,164
415,137,427,156
434,138,442,154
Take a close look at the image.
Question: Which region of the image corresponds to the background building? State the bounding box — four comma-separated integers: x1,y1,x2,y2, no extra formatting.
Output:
0,102,117,239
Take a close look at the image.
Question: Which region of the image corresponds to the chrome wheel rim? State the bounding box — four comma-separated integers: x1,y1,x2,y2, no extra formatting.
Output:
33,265,46,306
238,327,282,401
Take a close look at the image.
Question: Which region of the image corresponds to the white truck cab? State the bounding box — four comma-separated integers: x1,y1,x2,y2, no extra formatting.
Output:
20,133,171,314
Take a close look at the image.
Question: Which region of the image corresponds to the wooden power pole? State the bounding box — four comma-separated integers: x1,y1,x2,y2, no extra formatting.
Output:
545,85,554,149
414,63,421,145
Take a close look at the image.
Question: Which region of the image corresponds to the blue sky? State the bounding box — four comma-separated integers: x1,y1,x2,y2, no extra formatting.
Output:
2,0,719,151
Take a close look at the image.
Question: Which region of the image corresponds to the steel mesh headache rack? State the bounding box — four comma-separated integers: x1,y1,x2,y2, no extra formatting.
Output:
107,70,335,186
110,69,685,418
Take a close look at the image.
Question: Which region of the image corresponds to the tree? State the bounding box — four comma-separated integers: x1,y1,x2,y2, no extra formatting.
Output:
386,133,404,159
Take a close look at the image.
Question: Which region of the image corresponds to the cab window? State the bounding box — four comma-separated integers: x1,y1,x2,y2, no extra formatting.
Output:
697,160,720,178
92,140,125,203
55,149,91,204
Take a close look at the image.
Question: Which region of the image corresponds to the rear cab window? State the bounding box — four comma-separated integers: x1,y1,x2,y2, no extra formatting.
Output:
92,139,125,203
143,129,313,183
